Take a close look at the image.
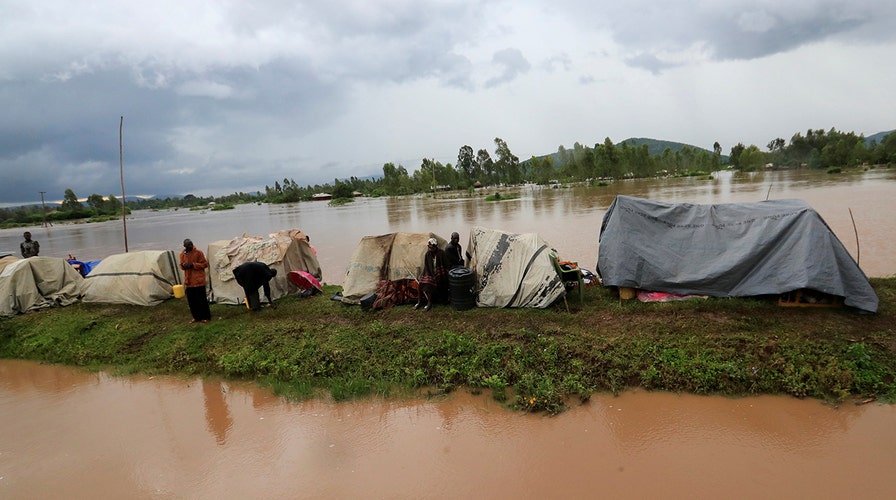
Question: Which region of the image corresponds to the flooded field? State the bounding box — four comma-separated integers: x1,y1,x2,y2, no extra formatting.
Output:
2,168,895,498
2,360,895,499
1,168,894,283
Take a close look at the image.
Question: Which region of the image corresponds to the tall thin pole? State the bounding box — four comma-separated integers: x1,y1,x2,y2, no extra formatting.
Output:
39,191,48,227
849,207,860,267
120,116,128,252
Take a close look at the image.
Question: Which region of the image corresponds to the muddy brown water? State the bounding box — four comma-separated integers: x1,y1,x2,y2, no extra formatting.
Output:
1,169,894,282
2,169,896,497
2,360,895,499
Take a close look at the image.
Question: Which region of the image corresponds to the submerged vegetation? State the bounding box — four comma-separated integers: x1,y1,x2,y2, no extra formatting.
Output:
2,279,894,414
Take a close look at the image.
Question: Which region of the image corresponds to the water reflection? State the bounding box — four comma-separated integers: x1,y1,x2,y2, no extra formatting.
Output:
1,360,895,498
202,379,233,445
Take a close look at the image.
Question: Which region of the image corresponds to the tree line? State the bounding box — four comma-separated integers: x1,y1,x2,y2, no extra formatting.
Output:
3,128,893,227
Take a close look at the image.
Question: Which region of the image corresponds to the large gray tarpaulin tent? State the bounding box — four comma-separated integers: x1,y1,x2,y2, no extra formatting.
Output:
466,226,566,308
208,229,321,305
341,232,446,305
597,195,878,313
0,255,84,316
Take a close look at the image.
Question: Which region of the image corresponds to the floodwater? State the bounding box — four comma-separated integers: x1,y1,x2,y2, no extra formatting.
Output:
2,360,895,499
2,169,896,498
1,168,894,283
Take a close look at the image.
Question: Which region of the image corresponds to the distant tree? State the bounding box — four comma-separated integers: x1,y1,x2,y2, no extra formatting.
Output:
332,182,353,199
728,143,746,169
493,137,520,185
476,149,494,185
739,145,765,171
767,138,784,152
106,194,126,215
61,189,83,212
457,145,475,182
87,194,105,212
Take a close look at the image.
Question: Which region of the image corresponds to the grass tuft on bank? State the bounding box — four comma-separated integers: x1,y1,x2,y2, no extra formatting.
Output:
2,279,895,414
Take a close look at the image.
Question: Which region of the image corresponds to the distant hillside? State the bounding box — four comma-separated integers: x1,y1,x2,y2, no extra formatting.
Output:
526,137,725,166
619,137,718,156
865,130,894,146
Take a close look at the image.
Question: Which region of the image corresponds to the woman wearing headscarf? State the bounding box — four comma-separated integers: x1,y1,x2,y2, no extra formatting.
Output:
416,238,449,311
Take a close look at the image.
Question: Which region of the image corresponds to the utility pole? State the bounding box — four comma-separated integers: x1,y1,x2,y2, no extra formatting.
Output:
39,191,49,227
120,116,128,252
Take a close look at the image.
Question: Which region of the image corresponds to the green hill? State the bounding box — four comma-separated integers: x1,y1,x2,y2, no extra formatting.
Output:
526,137,725,167
618,137,717,156
865,130,894,146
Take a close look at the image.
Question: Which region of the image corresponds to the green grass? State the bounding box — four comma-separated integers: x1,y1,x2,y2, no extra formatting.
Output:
2,279,895,414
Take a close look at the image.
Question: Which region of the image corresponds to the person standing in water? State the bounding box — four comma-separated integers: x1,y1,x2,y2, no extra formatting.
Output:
180,238,211,323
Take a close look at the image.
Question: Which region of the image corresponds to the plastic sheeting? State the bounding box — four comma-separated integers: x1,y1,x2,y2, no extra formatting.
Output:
81,250,181,306
208,230,321,305
466,226,565,308
0,256,84,316
341,232,446,305
597,196,878,313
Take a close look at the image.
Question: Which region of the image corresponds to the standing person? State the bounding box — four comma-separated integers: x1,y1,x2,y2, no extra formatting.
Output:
444,232,464,269
415,238,448,311
232,261,278,311
20,231,39,258
180,238,211,323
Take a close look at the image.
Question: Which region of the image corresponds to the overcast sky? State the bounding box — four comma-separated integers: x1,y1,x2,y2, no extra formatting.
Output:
2,0,894,206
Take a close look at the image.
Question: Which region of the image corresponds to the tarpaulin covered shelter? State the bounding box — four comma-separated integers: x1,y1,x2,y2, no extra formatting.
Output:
208,229,321,305
0,256,84,316
466,226,566,308
597,195,878,313
341,232,446,305
81,250,181,306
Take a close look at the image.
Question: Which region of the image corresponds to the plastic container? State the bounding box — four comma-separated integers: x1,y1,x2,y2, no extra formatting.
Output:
448,267,476,311
173,284,185,299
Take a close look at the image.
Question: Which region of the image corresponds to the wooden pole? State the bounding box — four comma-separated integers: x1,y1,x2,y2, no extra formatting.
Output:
39,191,48,227
120,116,128,252
849,207,860,267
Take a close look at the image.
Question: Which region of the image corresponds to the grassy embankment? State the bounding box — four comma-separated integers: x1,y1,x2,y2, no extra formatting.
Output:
2,279,894,414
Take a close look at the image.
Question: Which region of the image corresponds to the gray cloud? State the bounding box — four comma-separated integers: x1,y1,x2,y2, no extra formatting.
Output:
485,48,532,88
1,0,894,206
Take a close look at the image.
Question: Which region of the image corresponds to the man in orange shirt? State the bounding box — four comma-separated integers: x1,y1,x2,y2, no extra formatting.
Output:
180,238,211,323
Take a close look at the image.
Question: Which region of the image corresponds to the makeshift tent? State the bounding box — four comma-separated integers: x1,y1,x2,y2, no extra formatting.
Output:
82,250,182,306
466,226,566,308
0,256,85,316
207,229,321,305
597,195,878,313
341,232,446,305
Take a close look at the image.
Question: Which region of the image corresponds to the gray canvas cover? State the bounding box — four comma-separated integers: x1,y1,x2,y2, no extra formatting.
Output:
0,256,84,316
597,195,878,313
82,250,181,306
341,232,446,305
208,229,321,305
466,226,565,308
